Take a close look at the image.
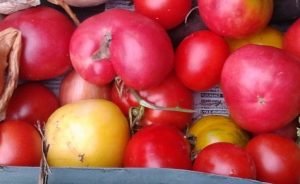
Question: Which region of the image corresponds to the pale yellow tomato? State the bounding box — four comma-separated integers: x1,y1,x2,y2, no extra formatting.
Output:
226,26,283,52
188,115,249,153
45,99,130,167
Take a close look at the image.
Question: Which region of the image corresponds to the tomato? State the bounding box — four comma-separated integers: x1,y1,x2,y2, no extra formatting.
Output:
59,70,112,105
221,45,300,133
0,120,42,166
111,74,194,130
133,0,192,30
283,18,300,60
45,99,130,167
0,6,75,80
193,142,256,179
246,134,300,184
5,82,60,126
70,9,174,90
175,30,230,91
197,0,273,38
226,26,283,52
123,125,192,169
187,115,249,152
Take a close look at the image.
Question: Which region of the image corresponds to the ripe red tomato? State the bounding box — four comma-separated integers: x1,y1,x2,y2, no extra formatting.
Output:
0,120,42,166
0,6,75,80
246,134,300,184
283,18,300,60
70,9,174,90
123,125,192,169
5,82,60,126
197,0,273,38
221,45,300,133
111,74,194,130
175,30,230,91
193,142,256,179
133,0,192,30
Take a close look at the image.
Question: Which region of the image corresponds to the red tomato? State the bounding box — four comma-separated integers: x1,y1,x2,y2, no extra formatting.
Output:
111,74,194,130
175,30,230,91
133,0,192,30
0,6,75,80
70,9,174,90
246,134,300,184
193,142,256,179
5,82,60,126
197,0,273,38
221,45,300,133
283,18,300,60
123,125,192,169
0,120,42,166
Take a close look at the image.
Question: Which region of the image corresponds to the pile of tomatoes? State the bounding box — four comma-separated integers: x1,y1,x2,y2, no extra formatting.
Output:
0,0,299,184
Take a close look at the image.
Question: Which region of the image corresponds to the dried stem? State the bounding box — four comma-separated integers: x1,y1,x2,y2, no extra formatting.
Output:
47,0,80,26
36,121,51,184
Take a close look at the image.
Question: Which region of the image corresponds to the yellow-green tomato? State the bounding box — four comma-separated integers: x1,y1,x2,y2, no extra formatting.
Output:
188,115,249,153
45,99,130,167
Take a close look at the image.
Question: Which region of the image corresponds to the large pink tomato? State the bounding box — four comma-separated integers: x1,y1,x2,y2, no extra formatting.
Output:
221,45,300,133
197,0,273,38
0,6,75,80
70,9,174,90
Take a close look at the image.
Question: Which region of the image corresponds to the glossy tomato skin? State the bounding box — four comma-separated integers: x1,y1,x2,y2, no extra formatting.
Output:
133,0,192,30
123,125,192,169
193,142,256,179
188,115,250,152
283,18,300,60
221,45,300,133
0,120,42,166
5,82,60,126
175,30,230,91
70,9,174,90
45,99,130,167
0,6,75,80
246,134,300,184
197,0,273,38
138,74,194,130
111,74,194,130
111,82,139,115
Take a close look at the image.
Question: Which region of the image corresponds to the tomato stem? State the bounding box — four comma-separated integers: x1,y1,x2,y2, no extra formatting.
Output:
47,0,80,26
184,6,198,24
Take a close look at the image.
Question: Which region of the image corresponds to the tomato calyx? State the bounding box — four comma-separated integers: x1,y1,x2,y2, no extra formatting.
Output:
91,33,112,61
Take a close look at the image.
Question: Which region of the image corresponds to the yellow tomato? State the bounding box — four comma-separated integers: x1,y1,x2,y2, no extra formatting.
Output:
188,115,249,153
45,99,130,167
226,26,283,52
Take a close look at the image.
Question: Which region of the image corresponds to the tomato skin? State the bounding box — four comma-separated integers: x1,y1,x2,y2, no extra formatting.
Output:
45,99,130,167
221,45,300,133
0,6,75,80
197,0,273,38
133,0,192,30
70,9,174,90
246,134,300,184
123,125,192,169
111,74,194,130
283,18,300,61
175,30,230,91
0,120,42,166
188,115,249,152
193,142,256,179
5,82,60,126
